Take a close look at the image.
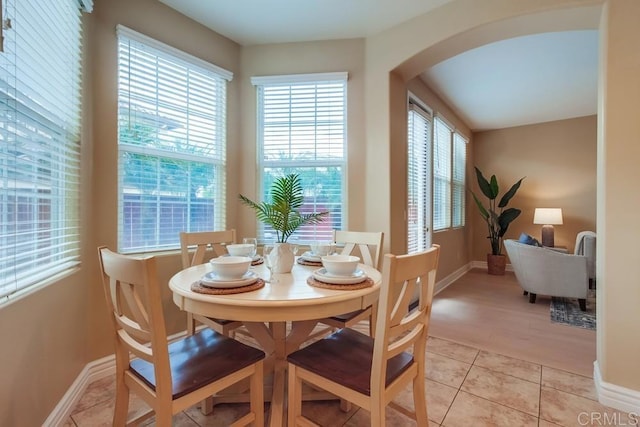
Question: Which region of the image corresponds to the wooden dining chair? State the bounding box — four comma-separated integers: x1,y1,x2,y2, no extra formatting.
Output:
317,230,384,335
287,244,440,427
180,230,243,336
97,246,265,427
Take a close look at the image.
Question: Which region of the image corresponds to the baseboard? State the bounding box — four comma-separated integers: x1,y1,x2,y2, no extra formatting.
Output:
435,262,472,295
594,361,640,414
43,355,115,426
470,260,514,272
46,329,190,426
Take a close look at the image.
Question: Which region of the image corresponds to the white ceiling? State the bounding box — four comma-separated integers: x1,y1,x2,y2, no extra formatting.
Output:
420,31,599,131
158,0,453,45
158,0,599,131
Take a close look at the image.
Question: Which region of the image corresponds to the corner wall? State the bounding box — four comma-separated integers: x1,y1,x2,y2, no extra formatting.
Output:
596,0,640,399
238,39,366,239
89,0,242,357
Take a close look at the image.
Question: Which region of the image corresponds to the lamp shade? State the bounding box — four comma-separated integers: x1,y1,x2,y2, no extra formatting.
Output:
533,208,563,225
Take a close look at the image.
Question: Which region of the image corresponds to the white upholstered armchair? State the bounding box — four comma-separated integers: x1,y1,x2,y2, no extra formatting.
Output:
504,239,589,311
574,231,596,285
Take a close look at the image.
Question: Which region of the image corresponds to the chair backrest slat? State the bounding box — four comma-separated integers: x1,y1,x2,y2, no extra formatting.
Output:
371,245,440,392
387,324,424,359
116,315,152,343
389,276,418,326
180,230,236,268
117,329,154,362
116,280,150,331
333,230,384,269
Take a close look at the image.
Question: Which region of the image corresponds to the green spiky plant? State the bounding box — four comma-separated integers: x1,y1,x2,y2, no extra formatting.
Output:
471,167,525,256
239,174,329,243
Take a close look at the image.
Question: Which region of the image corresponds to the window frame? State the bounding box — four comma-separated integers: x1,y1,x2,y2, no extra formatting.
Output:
452,132,468,228
407,96,433,254
433,116,453,231
407,100,468,250
115,25,232,254
251,72,348,244
0,0,86,299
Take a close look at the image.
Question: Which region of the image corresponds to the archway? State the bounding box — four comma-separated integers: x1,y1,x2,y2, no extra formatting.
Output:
364,0,640,413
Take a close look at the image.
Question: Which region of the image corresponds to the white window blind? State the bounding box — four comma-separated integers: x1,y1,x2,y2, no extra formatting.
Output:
0,0,84,299
117,26,231,253
452,132,467,228
407,101,432,254
252,73,347,243
433,117,452,230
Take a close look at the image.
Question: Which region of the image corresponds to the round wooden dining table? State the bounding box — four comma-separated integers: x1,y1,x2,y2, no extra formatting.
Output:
169,258,382,427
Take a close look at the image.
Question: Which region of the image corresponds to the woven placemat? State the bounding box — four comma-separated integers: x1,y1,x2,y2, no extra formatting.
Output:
191,278,265,295
306,276,374,290
251,257,264,266
297,257,323,267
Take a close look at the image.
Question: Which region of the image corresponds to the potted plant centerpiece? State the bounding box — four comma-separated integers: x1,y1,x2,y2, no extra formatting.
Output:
239,173,329,273
471,167,525,275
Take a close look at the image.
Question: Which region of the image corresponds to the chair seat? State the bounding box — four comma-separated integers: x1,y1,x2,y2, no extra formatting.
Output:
130,328,265,399
287,328,413,396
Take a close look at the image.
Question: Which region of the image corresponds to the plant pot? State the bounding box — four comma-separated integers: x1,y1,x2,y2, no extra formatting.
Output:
268,242,295,273
487,254,506,275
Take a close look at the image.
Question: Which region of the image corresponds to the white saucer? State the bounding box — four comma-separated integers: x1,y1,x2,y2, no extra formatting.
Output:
200,271,259,289
301,251,322,262
312,268,367,285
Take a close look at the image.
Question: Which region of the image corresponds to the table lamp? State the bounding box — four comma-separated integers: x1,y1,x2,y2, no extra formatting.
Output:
533,208,563,247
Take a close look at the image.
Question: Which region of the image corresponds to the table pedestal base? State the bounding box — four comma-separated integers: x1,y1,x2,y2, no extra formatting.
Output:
208,320,322,427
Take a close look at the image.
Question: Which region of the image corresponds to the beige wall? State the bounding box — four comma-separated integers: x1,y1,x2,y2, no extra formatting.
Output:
363,0,601,260
362,0,639,402
472,116,598,261
597,0,640,392
89,0,242,359
0,275,87,426
0,8,98,424
237,39,366,239
3,0,640,424
89,0,368,367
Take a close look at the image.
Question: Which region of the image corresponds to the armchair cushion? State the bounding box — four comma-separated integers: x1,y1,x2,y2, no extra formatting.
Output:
504,239,588,300
518,232,541,247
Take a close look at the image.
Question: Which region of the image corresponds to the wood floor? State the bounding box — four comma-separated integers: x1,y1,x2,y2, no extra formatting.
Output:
428,268,597,377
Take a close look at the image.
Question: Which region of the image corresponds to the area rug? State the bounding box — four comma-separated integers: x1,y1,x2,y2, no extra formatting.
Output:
550,291,596,330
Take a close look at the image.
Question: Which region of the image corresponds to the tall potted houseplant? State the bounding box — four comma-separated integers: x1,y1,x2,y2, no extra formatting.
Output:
471,167,525,275
239,173,329,273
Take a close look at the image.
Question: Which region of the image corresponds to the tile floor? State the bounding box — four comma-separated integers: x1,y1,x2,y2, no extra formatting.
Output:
63,334,634,427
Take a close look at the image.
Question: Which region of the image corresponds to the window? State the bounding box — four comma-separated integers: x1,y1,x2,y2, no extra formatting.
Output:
407,101,432,254
117,26,231,253
407,102,468,250
433,116,468,231
0,0,87,299
433,117,452,230
452,132,468,227
251,73,347,243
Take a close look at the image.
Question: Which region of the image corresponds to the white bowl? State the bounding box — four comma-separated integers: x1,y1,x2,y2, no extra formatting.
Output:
227,243,255,257
209,256,252,280
310,241,333,256
321,255,360,276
